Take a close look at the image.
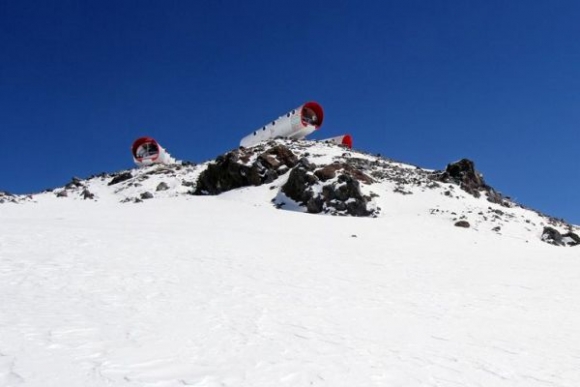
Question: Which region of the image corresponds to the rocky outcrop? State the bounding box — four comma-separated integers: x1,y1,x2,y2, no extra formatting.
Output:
108,172,133,186
542,227,580,247
194,144,298,195
565,232,580,246
280,160,376,217
3,138,577,242
433,159,504,204
81,189,95,200
156,182,170,191
65,177,84,189
0,191,14,204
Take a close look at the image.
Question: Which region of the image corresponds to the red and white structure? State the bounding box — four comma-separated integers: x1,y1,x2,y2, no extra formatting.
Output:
131,137,175,167
321,134,353,149
240,101,325,148
131,102,350,166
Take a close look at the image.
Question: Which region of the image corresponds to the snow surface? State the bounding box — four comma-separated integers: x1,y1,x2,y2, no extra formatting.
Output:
1,141,580,386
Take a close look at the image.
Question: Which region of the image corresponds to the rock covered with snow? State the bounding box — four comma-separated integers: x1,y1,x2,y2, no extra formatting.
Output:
0,190,32,204
280,159,377,217
541,226,580,246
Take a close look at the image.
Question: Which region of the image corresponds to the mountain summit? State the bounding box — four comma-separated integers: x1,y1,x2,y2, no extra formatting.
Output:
4,139,578,247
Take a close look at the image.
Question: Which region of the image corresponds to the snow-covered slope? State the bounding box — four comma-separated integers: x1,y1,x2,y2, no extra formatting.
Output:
1,140,579,386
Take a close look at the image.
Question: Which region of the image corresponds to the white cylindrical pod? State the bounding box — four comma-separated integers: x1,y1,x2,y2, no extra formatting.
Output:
131,136,175,166
322,134,353,149
240,101,324,148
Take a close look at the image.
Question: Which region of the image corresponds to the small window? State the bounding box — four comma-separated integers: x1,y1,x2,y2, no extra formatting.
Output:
263,127,266,131
272,121,276,125
253,131,256,136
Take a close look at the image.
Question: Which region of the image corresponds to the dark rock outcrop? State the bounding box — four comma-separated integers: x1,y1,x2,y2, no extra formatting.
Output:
281,161,376,217
455,220,471,228
542,227,564,246
437,159,485,197
0,191,14,204
542,226,580,246
280,159,319,209
156,182,170,191
108,172,133,186
564,232,580,246
433,159,504,204
81,189,95,200
65,177,84,189
194,145,298,195
315,163,374,185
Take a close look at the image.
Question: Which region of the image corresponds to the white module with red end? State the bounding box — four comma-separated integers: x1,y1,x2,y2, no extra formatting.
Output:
240,101,324,148
131,137,176,167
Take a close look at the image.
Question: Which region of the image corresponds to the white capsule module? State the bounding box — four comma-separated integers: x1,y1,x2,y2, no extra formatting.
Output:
240,101,324,148
321,134,353,149
131,136,175,166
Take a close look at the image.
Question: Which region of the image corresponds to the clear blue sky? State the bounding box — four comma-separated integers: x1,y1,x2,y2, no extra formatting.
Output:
1,1,579,223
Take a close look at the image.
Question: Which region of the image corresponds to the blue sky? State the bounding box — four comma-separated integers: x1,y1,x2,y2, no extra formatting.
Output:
1,1,579,223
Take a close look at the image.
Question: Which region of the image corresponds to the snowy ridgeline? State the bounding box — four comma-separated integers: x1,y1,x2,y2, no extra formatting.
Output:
1,190,580,386
2,139,578,247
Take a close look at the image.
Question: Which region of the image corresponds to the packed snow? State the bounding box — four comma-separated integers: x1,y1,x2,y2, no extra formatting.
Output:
1,141,579,386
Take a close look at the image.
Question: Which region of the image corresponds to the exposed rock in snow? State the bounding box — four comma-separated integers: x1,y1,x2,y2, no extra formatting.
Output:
542,226,580,246
432,158,505,205
81,189,95,200
65,177,84,189
194,143,299,195
0,191,32,204
455,220,471,228
140,191,154,200
156,182,170,191
281,160,377,217
108,172,133,186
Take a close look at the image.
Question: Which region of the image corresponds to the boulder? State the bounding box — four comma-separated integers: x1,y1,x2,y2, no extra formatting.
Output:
108,172,133,186
544,227,580,246
81,189,95,200
563,231,580,246
433,159,503,204
281,161,376,217
65,177,84,189
541,226,564,246
156,182,170,191
315,162,374,185
194,145,298,195
439,159,484,196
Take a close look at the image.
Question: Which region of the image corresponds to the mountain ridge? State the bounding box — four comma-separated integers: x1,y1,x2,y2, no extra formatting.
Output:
2,139,578,246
